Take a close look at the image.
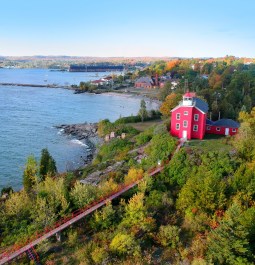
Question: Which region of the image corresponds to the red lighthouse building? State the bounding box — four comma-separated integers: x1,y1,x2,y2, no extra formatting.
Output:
170,92,240,140
170,92,208,140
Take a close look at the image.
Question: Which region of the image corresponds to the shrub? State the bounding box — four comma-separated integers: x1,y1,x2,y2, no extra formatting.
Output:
70,182,98,209
158,225,181,248
110,233,141,257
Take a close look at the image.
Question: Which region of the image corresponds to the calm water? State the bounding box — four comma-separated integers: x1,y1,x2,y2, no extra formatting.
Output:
0,69,157,190
0,68,110,86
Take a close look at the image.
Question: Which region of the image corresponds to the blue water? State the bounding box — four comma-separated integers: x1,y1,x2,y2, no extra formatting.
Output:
0,68,110,86
0,69,157,190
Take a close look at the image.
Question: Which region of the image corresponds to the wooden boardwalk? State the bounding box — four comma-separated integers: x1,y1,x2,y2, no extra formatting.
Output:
0,166,164,264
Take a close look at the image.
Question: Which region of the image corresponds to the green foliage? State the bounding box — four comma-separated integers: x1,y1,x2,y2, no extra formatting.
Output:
98,118,140,138
67,229,78,247
90,201,116,230
23,154,38,194
138,99,148,122
32,197,57,229
36,176,69,217
145,131,177,165
135,126,154,146
91,246,108,264
96,138,132,163
97,119,114,137
158,225,181,248
165,148,192,187
39,148,57,179
79,81,96,92
110,233,141,257
233,108,255,161
1,186,13,196
115,115,141,124
207,204,252,264
1,191,32,245
70,181,98,209
159,81,172,100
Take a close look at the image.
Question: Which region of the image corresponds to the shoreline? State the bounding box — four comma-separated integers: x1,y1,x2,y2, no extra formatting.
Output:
0,82,161,108
55,123,103,168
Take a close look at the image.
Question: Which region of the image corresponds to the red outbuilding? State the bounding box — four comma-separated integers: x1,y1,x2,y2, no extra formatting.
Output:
170,92,239,140
205,119,239,136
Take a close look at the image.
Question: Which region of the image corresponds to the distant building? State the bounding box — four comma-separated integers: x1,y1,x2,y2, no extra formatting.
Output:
135,76,154,89
159,79,179,89
90,79,106,86
105,134,110,142
170,92,239,140
110,132,115,138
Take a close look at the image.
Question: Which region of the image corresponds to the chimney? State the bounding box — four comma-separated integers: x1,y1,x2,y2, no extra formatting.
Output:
155,73,159,87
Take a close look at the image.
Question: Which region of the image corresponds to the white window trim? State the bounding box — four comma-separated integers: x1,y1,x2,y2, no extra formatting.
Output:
232,128,236,132
184,111,188,116
193,125,198,131
176,113,180,120
183,120,188,128
176,123,180,130
194,114,199,121
216,127,220,131
207,126,211,130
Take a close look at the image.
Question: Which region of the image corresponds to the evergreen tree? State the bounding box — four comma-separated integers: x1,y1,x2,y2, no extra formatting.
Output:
138,99,148,122
39,148,57,180
23,155,38,194
206,204,252,264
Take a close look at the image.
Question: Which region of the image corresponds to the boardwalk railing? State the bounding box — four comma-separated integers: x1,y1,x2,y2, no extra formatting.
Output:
0,166,163,265
0,138,184,264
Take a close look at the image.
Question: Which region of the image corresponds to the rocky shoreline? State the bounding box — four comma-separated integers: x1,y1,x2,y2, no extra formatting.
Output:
55,122,102,165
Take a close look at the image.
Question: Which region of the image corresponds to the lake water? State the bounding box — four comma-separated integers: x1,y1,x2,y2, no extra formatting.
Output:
0,69,157,190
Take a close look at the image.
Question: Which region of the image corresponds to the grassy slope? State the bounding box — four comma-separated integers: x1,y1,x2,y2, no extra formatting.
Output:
127,119,163,132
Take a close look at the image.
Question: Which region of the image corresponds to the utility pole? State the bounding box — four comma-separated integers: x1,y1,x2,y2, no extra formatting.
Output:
184,79,188,92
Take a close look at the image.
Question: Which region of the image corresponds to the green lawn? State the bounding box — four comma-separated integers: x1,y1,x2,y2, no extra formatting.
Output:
127,119,163,131
185,134,233,152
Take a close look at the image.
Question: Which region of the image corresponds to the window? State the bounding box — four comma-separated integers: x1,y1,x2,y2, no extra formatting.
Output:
216,127,220,131
207,126,211,130
184,111,188,115
193,125,198,131
232,128,236,132
194,114,199,121
176,123,180,130
176,113,180,120
183,120,188,128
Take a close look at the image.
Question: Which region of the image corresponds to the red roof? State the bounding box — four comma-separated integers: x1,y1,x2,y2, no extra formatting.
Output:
91,79,103,84
184,92,196,98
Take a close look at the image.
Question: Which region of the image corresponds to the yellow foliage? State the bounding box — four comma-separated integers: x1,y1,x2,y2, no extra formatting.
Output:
37,176,69,216
160,93,182,117
124,168,144,185
5,190,31,216
100,178,119,196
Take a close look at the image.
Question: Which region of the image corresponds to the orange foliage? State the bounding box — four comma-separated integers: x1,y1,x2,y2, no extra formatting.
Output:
165,60,180,71
159,93,182,117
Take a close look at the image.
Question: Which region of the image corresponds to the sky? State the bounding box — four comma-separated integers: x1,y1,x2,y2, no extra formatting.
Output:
0,0,255,58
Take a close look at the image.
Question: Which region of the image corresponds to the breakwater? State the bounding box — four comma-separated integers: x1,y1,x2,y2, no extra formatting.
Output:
0,83,69,89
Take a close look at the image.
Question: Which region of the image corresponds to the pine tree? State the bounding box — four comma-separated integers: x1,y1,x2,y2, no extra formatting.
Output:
39,148,57,180
206,203,252,264
23,155,37,194
138,99,148,122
